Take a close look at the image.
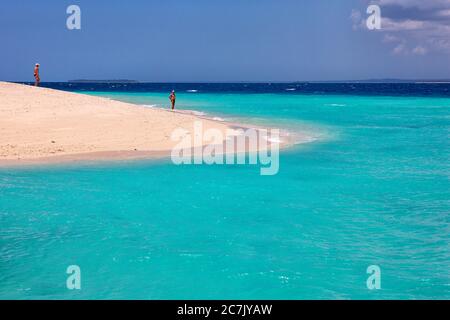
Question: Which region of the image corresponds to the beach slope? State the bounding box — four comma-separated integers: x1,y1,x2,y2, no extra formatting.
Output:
0,82,235,164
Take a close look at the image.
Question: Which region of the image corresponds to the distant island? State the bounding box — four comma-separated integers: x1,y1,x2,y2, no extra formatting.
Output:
68,79,139,83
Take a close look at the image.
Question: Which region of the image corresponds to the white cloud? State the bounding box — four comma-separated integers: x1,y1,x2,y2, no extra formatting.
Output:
393,42,407,55
350,9,365,30
377,0,450,10
352,0,450,55
412,46,427,55
381,18,426,31
383,34,399,43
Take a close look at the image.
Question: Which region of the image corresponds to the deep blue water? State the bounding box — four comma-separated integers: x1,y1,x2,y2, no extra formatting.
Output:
19,81,450,97
1,83,449,299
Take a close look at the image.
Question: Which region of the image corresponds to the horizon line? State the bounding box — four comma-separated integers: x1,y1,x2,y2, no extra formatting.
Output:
6,79,450,84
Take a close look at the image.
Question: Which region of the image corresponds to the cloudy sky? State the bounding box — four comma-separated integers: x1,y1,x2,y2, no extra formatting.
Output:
352,0,450,56
0,0,449,82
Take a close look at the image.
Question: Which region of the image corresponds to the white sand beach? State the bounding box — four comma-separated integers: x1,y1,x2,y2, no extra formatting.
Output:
0,82,241,164
0,82,288,166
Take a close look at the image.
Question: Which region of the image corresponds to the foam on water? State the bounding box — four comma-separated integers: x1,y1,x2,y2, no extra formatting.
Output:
325,103,347,107
265,137,283,144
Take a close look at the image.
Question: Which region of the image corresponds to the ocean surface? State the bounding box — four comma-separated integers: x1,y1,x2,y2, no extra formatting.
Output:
1,83,449,299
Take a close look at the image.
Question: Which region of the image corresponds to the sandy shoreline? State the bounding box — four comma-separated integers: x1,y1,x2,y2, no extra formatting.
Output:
0,82,295,167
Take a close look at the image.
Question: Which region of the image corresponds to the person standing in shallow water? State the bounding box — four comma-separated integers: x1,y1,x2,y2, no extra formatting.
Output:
169,90,176,110
34,63,40,87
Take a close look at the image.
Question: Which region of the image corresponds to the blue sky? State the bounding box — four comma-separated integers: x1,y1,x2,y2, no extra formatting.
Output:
0,0,449,82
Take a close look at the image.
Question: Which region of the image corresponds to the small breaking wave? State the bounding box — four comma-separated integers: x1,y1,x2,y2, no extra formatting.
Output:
325,103,346,107
265,137,283,144
138,103,322,147
190,110,206,116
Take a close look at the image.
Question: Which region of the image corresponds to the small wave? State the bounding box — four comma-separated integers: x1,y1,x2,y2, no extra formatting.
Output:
299,136,319,143
176,109,207,116
212,117,225,122
191,110,206,116
325,103,346,107
285,88,296,91
186,90,198,93
266,137,283,144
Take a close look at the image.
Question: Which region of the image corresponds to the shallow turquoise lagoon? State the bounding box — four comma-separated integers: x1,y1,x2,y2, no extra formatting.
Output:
1,92,449,299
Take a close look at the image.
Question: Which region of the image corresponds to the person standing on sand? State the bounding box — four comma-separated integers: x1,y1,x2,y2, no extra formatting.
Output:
34,63,40,87
169,90,176,110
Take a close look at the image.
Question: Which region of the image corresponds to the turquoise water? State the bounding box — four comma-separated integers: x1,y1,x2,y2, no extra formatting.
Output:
1,92,449,299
